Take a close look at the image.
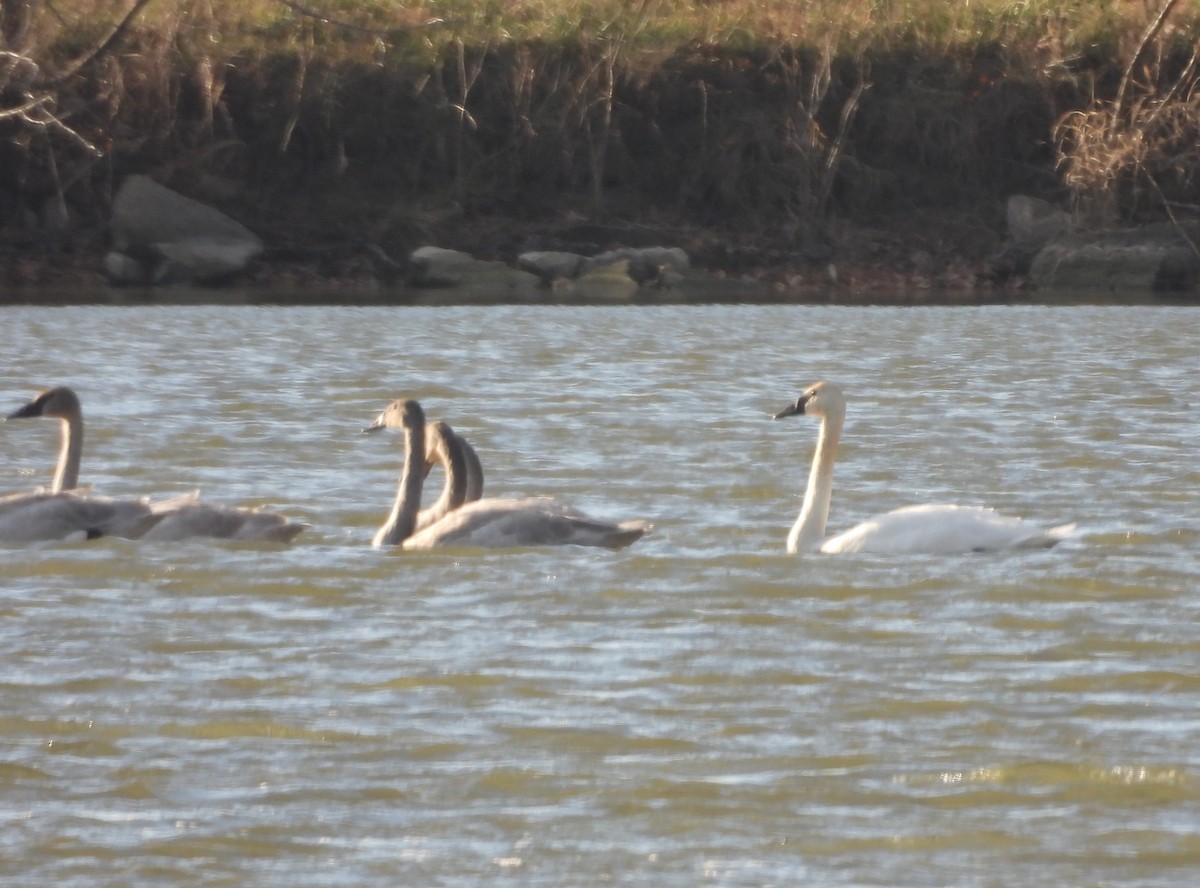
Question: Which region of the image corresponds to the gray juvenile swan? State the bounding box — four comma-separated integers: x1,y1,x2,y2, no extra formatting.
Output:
773,380,1075,554
3,388,164,541
363,411,482,532
8,386,307,543
367,398,650,550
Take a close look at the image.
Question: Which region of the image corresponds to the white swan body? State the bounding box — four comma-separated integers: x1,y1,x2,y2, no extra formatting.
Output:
8,386,307,543
367,398,649,550
774,381,1074,555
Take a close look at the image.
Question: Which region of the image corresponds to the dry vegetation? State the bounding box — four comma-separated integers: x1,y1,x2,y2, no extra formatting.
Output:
1,0,1198,289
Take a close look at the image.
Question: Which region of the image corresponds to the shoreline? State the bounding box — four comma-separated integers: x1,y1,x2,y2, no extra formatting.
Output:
2,209,1034,304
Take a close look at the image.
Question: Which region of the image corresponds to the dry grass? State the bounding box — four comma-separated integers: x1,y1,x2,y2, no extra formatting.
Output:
3,0,1199,254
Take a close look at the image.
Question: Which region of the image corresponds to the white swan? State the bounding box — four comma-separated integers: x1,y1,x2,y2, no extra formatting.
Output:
8,386,307,543
773,380,1074,554
368,398,650,550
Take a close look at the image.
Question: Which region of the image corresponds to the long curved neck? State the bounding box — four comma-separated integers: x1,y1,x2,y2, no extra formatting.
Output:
416,425,469,531
459,436,484,503
374,419,427,547
53,409,84,492
788,408,843,554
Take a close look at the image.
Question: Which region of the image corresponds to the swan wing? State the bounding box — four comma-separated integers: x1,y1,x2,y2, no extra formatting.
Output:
822,504,1074,554
141,499,308,542
0,490,163,541
403,497,650,550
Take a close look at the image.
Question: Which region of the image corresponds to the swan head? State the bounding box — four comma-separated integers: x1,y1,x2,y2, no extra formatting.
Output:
363,398,425,434
7,386,82,422
773,380,846,422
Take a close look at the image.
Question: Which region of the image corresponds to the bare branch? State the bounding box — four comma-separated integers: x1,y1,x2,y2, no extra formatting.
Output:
39,0,158,88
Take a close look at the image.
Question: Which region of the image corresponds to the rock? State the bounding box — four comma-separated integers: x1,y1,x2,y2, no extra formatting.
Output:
560,258,639,302
102,250,150,285
582,246,690,284
151,238,265,285
988,195,1071,281
1029,222,1200,293
516,250,588,284
105,175,262,285
407,245,540,295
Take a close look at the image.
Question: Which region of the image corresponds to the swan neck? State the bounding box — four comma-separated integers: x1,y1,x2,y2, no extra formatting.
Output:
416,428,469,531
788,408,842,553
375,420,426,547
53,411,83,492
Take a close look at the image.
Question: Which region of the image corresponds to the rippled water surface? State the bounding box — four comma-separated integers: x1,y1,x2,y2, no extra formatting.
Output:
2,303,1198,886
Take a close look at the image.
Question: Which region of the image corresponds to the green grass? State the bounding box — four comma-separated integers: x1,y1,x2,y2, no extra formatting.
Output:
35,0,1194,63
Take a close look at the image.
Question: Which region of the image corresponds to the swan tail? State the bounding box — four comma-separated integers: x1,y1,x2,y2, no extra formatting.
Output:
1016,522,1077,549
544,516,651,549
252,520,309,543
604,520,653,550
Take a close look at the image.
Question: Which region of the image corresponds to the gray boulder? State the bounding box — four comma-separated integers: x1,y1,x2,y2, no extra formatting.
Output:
104,175,262,285
1030,222,1200,293
516,250,588,284
407,245,540,295
583,246,689,284
989,195,1071,281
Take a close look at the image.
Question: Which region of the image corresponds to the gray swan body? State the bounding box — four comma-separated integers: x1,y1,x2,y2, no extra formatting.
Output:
0,488,164,542
8,386,306,543
774,381,1074,555
368,398,649,550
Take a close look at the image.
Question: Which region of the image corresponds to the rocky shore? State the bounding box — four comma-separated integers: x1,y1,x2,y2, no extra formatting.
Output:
2,178,1018,303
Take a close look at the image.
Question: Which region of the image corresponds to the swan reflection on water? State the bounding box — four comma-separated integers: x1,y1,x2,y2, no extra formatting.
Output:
773,380,1074,555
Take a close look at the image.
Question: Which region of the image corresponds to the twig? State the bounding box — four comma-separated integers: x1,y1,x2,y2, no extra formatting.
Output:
39,0,158,87
1111,0,1181,129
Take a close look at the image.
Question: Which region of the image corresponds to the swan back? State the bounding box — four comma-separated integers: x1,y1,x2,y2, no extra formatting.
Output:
821,504,1075,554
142,502,308,542
403,496,650,550
0,489,165,541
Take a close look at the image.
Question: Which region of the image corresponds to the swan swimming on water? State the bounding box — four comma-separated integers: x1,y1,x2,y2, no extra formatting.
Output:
8,386,307,543
367,398,650,550
2,388,164,541
773,380,1074,554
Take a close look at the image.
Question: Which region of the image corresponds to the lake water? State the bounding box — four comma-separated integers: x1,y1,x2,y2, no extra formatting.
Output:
2,303,1197,887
